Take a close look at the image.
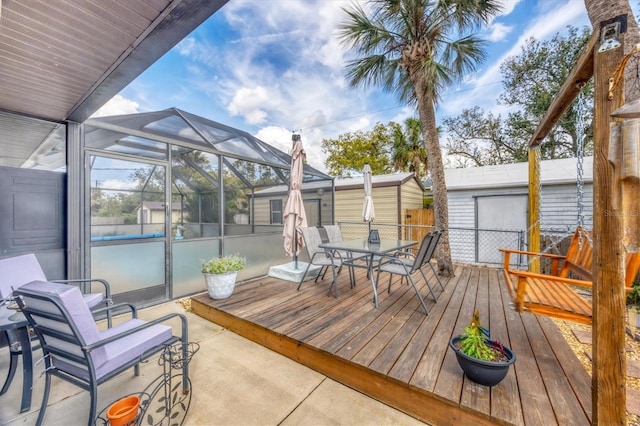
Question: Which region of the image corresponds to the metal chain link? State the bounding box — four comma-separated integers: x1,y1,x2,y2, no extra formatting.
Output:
575,86,587,230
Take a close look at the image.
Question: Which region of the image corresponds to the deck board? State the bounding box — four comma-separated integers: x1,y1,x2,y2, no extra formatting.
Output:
191,263,592,426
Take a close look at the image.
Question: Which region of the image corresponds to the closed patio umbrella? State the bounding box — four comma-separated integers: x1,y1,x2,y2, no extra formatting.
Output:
362,163,375,230
283,135,308,267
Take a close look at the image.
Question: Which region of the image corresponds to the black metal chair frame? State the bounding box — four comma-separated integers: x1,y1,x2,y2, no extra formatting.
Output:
14,285,189,426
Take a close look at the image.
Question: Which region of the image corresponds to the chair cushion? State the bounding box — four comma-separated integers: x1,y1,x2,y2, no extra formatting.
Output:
20,281,101,344
0,254,47,298
82,292,105,308
92,319,172,381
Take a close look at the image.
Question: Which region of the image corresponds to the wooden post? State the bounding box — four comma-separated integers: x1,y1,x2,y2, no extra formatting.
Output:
528,148,541,273
592,22,626,425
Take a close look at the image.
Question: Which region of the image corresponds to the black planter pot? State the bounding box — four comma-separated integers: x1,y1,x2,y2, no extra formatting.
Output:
449,336,516,386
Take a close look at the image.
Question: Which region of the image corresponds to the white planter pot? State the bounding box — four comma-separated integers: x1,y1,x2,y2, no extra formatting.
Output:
204,272,237,299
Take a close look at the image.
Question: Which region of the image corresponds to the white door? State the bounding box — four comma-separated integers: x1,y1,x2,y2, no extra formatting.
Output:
476,195,527,264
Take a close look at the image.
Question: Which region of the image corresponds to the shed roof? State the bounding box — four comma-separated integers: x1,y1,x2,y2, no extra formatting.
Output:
336,172,424,191
445,156,593,191
253,172,423,197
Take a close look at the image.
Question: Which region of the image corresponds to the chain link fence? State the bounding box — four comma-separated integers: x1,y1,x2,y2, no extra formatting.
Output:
337,221,525,267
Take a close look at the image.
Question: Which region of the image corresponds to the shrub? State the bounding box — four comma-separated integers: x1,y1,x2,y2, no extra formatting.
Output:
201,255,246,274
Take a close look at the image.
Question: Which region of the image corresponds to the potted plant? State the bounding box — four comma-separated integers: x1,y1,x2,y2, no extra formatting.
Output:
201,254,246,299
449,310,516,386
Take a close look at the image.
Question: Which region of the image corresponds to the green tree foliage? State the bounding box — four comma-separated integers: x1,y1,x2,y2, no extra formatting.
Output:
443,107,529,167
500,26,593,159
321,123,393,178
390,118,428,178
444,26,593,166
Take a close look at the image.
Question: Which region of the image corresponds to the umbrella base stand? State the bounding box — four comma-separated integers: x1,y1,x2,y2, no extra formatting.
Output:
268,261,322,283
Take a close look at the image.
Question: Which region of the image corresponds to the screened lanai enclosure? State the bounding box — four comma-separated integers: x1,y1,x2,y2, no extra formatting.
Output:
86,109,334,303
0,108,333,305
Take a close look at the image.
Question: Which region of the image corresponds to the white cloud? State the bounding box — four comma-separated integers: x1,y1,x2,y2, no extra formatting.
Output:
495,0,521,17
227,86,273,124
176,37,196,56
92,95,140,117
486,23,513,42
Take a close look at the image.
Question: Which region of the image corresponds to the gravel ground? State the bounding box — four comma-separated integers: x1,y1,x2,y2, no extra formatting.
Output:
553,316,640,425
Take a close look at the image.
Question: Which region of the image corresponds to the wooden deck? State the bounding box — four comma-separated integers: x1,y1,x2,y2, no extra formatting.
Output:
191,263,592,425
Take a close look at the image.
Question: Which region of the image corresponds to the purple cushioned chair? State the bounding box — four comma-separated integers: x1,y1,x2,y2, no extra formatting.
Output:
0,254,113,396
14,281,189,426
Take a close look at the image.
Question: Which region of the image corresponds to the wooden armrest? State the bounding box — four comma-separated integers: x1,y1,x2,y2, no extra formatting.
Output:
499,248,565,259
504,268,593,288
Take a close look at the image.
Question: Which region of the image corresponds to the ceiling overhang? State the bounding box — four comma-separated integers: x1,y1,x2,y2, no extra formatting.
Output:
0,0,228,124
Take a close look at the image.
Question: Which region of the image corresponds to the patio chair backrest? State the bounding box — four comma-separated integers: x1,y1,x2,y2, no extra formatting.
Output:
412,231,440,273
421,230,442,269
0,253,47,299
14,281,106,377
323,225,343,243
299,227,324,257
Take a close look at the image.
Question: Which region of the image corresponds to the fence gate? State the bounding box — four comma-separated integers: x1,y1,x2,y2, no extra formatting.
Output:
404,208,434,246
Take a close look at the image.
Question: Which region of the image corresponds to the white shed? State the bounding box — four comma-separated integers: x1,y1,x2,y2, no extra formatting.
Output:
444,156,593,264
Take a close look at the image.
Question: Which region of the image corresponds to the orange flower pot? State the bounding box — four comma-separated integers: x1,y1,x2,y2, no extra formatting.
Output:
107,395,140,426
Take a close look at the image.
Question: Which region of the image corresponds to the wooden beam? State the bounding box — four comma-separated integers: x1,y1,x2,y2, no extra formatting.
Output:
592,30,627,425
528,31,599,147
528,147,541,273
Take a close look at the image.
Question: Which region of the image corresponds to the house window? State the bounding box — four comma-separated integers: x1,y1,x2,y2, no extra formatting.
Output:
270,200,283,224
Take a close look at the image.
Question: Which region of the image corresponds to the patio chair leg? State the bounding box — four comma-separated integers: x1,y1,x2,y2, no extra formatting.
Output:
317,265,328,282
88,383,98,426
408,276,429,315
327,264,339,298
387,274,392,294
297,262,313,291
428,262,445,291
0,345,18,395
419,269,438,302
36,372,52,426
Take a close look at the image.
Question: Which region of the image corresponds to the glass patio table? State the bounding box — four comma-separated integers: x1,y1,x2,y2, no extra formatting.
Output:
0,303,32,413
318,238,416,308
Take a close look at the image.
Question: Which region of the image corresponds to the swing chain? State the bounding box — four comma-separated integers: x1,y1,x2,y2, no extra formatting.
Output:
575,84,592,248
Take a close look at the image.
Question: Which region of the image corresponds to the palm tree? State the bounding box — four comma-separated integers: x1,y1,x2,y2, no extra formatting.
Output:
338,0,501,275
391,117,427,178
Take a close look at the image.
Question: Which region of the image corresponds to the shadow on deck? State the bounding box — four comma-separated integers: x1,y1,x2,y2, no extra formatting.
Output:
191,263,591,426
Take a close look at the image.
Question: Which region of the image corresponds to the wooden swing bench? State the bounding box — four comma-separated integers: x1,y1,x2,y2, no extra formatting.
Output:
500,226,640,325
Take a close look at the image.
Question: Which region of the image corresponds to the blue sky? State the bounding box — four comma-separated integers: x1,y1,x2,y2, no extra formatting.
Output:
93,0,634,173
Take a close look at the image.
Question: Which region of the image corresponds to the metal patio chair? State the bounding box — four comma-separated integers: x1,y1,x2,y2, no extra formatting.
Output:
297,226,346,297
392,230,445,293
374,231,442,315
0,254,113,397
14,281,189,426
323,225,363,286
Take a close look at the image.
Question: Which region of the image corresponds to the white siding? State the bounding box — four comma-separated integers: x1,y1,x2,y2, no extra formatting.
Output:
446,182,593,265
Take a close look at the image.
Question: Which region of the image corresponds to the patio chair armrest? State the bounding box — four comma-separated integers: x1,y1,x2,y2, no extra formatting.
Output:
90,302,138,319
393,250,415,259
84,312,188,352
374,254,404,268
51,278,112,300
